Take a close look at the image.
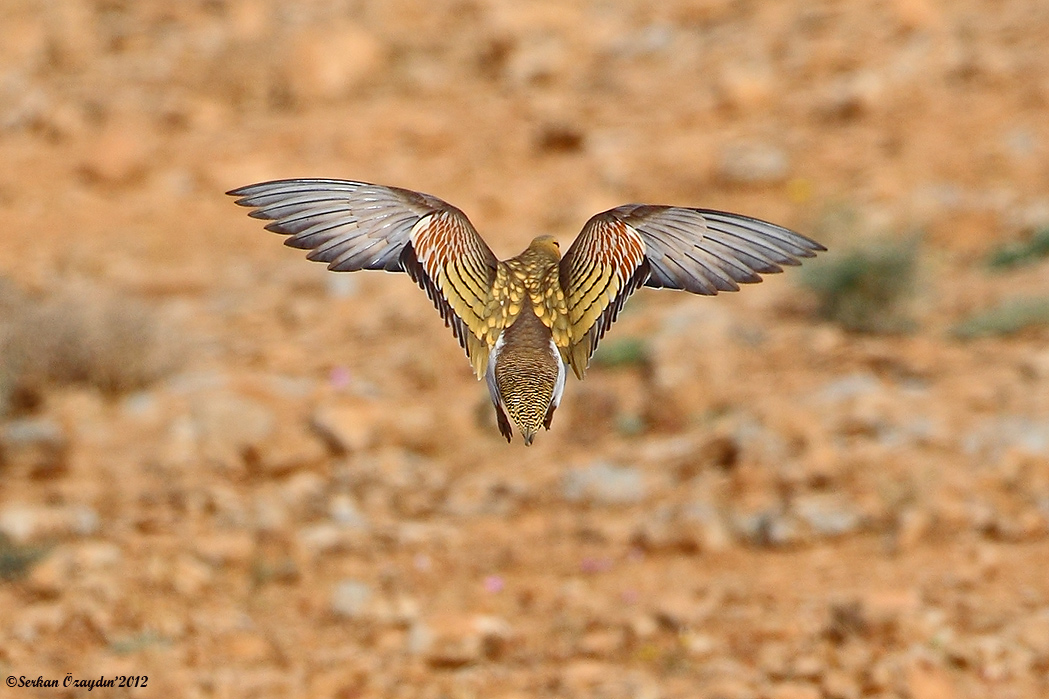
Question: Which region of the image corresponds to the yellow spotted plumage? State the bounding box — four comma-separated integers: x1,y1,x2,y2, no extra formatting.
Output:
229,179,825,445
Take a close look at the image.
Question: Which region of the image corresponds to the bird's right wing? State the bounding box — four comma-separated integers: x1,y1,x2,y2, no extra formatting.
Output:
228,179,499,377
559,204,825,378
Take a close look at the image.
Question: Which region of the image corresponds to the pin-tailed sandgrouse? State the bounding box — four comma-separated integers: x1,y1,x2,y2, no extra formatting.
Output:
229,179,825,445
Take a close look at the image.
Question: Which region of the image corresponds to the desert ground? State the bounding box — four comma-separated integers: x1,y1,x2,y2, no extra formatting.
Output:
2,1,1049,697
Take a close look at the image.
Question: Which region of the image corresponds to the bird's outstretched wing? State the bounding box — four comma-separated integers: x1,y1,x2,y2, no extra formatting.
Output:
559,205,825,378
228,179,498,377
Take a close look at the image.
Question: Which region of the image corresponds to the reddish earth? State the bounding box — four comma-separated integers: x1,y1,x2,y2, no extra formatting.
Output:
2,1,1049,697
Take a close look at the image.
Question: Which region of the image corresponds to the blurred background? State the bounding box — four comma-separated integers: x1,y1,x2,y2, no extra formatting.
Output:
2,0,1049,697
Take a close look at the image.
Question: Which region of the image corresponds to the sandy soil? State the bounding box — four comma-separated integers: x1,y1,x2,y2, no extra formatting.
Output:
2,1,1049,697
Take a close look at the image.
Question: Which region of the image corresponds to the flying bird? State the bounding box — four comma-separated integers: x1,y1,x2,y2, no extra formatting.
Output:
228,179,824,445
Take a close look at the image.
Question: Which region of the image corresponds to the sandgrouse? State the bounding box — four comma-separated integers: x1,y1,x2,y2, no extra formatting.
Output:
229,179,824,445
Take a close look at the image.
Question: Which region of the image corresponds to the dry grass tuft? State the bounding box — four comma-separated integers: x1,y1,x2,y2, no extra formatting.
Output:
0,533,47,581
986,227,1049,270
952,297,1049,339
799,238,919,334
0,283,179,409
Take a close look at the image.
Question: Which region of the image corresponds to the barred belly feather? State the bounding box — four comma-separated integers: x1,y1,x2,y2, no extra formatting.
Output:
487,308,564,445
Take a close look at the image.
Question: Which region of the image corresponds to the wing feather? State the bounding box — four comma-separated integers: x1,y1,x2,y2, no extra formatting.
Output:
559,205,824,378
229,178,498,376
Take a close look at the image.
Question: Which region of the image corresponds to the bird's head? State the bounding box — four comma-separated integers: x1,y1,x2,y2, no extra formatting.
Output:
528,234,561,260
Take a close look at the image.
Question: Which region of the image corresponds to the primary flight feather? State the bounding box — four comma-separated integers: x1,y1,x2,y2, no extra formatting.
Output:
228,179,825,445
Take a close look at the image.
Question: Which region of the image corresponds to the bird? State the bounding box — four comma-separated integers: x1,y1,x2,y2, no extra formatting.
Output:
228,179,825,445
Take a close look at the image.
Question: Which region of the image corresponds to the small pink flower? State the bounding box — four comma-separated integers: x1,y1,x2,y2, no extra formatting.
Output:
329,366,352,390
483,575,505,594
580,557,612,574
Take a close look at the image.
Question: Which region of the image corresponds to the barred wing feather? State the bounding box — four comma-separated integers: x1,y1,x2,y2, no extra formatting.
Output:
559,204,825,378
228,179,499,377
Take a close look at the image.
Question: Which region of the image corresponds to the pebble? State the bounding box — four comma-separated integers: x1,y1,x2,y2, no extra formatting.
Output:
717,141,790,185
386,404,446,454
904,658,957,699
330,579,374,619
652,593,704,632
767,683,821,699
298,523,368,556
173,555,214,597
0,418,69,478
120,391,160,420
411,614,489,668
631,502,733,553
792,493,863,538
681,631,717,658
227,0,273,41
815,71,884,121
0,503,99,543
76,541,122,570
731,509,799,547
252,493,289,533
310,402,381,454
821,670,861,699
26,547,74,596
325,273,356,299
894,507,932,551
194,532,255,567
193,393,276,468
79,116,156,186
628,614,658,640
254,421,328,477
562,462,646,506
686,502,735,551
891,0,940,30
280,472,326,515
327,494,369,529
578,628,623,658
860,590,921,637
11,603,66,644
963,415,1049,460
703,678,758,699
718,61,775,113
283,22,385,102
224,631,272,664
1014,608,1049,661
159,414,199,467
473,615,514,660
406,619,433,657
790,655,825,681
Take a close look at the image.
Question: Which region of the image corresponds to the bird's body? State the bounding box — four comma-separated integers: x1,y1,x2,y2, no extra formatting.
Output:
484,237,568,444
229,179,825,444
489,301,565,445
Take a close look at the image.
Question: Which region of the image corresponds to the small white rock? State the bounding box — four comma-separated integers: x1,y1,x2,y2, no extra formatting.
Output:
331,579,373,618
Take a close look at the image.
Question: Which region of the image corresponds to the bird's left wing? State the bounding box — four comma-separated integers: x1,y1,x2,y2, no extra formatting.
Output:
228,179,499,377
559,204,825,378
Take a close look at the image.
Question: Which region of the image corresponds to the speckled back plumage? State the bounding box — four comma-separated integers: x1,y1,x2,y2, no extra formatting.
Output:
485,241,570,352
